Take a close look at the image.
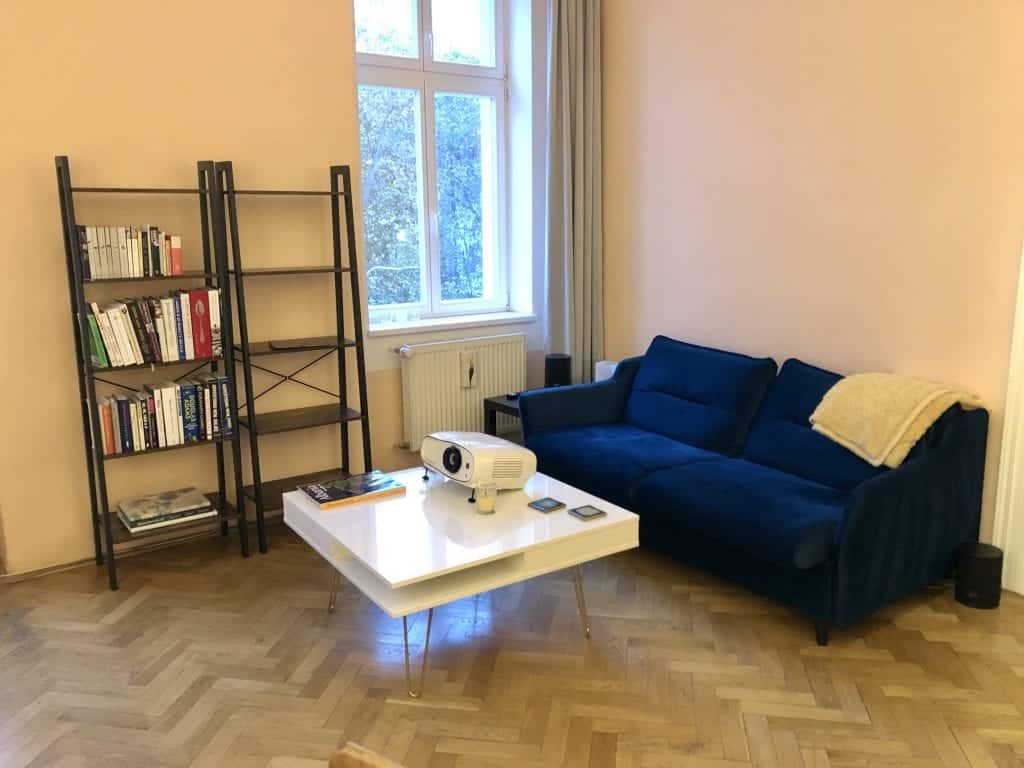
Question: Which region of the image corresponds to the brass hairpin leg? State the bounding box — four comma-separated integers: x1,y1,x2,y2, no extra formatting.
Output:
402,608,434,698
327,569,341,614
572,565,591,639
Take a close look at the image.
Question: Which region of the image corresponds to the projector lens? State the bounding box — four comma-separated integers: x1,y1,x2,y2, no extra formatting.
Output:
442,446,463,474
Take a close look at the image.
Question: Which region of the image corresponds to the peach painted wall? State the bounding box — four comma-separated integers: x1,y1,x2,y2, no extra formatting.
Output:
0,0,545,577
602,1,1024,538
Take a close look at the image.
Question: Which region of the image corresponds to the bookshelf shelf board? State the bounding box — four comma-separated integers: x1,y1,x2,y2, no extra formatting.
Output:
242,467,350,509
232,189,345,197
71,186,201,195
238,404,362,435
103,434,233,461
110,492,237,545
84,271,215,284
239,336,357,357
228,266,350,277
93,356,222,373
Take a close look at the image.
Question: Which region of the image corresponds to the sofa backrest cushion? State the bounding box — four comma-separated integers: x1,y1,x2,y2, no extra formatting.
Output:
625,335,777,454
744,358,886,492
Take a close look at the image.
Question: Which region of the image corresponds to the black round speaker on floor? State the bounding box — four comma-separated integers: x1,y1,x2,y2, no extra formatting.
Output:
544,353,571,388
955,543,1003,609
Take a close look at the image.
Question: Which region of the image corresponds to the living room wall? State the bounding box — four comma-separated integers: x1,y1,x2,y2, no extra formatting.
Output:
602,1,1024,539
0,0,546,577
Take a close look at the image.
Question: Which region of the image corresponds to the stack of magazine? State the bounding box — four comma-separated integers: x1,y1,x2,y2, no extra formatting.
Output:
297,470,405,510
117,487,217,534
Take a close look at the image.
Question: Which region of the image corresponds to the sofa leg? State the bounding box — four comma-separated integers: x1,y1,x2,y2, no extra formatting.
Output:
815,621,830,646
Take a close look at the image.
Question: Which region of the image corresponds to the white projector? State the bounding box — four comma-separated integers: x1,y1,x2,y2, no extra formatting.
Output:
420,432,536,490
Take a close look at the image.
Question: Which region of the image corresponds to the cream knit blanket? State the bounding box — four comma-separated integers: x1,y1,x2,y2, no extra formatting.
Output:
809,373,981,468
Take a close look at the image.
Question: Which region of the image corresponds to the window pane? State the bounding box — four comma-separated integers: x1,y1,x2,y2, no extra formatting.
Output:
434,91,498,302
431,0,496,67
355,0,419,59
358,85,426,306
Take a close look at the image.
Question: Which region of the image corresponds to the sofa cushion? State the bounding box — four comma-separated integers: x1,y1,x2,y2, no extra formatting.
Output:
744,359,886,492
625,335,777,455
633,458,847,569
526,423,721,509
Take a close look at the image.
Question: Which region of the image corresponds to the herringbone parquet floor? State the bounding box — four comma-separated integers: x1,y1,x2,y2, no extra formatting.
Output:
3,529,1024,768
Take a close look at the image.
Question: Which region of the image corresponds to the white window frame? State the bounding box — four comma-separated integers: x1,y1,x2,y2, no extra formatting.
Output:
356,0,510,323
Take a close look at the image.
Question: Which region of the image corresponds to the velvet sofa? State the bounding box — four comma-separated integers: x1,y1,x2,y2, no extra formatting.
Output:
519,335,988,643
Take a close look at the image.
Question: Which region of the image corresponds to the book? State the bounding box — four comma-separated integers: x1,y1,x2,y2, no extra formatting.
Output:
84,307,109,368
208,289,222,356
116,227,129,278
116,487,215,534
180,381,199,442
172,297,186,360
109,396,122,454
164,233,172,275
126,300,153,363
138,298,162,364
76,225,90,281
169,235,183,275
218,376,232,435
189,290,213,359
179,292,195,360
298,471,406,510
100,398,115,456
85,226,100,279
90,303,120,366
160,297,179,362
149,227,162,277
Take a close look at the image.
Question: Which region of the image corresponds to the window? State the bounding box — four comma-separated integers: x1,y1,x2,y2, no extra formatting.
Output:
356,0,508,327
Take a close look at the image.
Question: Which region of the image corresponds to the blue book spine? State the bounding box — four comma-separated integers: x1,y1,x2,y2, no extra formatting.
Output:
117,398,133,453
181,383,200,442
218,377,232,436
173,297,186,360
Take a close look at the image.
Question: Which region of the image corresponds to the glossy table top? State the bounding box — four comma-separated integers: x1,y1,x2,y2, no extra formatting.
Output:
282,467,638,589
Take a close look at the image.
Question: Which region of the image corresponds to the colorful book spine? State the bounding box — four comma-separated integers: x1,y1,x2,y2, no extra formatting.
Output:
218,377,232,436
180,382,199,442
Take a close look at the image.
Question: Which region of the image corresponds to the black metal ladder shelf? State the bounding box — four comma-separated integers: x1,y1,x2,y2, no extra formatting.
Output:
55,156,249,591
214,162,373,554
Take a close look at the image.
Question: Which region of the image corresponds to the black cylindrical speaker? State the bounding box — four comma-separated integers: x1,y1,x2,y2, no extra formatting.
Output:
544,353,571,388
955,543,1003,609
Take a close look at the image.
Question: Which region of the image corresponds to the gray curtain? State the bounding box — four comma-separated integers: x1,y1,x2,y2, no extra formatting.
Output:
545,0,603,384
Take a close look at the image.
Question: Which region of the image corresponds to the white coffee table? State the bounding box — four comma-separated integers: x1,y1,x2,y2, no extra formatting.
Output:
283,467,639,697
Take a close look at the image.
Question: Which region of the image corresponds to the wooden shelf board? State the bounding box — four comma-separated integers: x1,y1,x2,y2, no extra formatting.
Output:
92,356,222,373
84,271,214,284
238,336,356,357
227,266,349,276
243,468,350,510
103,434,232,461
238,404,362,435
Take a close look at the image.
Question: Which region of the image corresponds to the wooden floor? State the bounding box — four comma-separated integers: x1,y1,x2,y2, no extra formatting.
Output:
3,529,1024,768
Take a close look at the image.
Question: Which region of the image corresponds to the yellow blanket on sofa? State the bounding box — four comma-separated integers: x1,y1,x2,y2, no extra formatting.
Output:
809,373,981,468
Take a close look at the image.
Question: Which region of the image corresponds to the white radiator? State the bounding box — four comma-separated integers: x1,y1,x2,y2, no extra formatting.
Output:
399,333,526,450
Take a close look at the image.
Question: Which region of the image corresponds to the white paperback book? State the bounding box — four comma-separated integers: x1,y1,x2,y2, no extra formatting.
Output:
179,293,195,360
85,226,101,279
90,303,121,366
159,297,179,362
103,303,134,365
208,289,221,356
116,227,129,278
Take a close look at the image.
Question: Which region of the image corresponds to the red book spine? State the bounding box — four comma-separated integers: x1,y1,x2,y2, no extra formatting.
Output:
100,402,115,456
189,289,213,359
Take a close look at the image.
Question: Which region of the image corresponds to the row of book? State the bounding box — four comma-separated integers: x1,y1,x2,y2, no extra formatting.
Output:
76,225,184,280
84,289,221,368
117,487,217,534
97,374,233,456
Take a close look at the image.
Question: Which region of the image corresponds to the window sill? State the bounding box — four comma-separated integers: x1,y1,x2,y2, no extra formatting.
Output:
368,310,537,338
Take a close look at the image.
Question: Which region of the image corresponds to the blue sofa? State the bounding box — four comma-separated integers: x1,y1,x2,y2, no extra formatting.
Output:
519,335,988,643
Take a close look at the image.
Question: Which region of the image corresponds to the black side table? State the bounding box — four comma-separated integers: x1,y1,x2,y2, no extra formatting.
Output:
483,395,521,436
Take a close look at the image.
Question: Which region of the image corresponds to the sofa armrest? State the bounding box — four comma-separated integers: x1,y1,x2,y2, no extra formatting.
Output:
833,405,988,626
519,356,643,439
